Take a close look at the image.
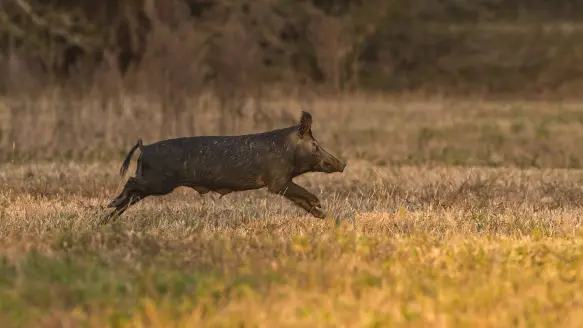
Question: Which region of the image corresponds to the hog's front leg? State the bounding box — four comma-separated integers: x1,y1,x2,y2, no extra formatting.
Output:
270,181,325,218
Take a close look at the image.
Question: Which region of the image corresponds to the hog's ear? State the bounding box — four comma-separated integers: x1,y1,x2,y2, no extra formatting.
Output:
298,111,312,137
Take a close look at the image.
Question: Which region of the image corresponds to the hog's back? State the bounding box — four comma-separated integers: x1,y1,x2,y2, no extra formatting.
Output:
139,129,294,190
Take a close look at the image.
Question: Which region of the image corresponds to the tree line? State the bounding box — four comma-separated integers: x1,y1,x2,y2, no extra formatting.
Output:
1,0,583,96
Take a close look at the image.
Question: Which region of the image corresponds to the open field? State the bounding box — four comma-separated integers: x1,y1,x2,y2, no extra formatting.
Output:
3,156,583,327
3,96,583,327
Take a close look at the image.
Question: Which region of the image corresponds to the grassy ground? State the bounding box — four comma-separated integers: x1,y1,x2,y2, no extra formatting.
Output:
3,95,583,327
2,158,583,327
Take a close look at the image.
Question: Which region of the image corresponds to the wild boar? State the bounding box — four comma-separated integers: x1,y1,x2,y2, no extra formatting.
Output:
102,111,346,223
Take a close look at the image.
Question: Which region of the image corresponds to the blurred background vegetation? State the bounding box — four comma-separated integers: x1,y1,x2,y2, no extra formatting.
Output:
2,0,583,96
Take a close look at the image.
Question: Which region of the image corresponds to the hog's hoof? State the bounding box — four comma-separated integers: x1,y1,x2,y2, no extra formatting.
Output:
310,207,326,219
99,208,124,225
107,197,122,208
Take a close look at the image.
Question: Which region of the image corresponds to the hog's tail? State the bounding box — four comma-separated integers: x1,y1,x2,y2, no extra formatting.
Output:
119,139,143,177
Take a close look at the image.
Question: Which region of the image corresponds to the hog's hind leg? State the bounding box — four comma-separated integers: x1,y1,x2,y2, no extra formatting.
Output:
102,177,176,224
102,177,146,223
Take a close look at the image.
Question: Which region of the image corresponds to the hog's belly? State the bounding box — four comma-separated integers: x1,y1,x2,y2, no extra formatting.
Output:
176,156,267,191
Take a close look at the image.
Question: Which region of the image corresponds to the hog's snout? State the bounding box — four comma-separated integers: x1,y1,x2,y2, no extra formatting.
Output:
321,155,346,173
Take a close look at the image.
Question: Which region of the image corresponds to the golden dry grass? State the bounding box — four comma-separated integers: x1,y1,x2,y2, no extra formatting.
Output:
2,158,583,327
4,92,583,169
3,92,583,327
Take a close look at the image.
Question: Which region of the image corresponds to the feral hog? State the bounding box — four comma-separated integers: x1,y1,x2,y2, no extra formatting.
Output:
103,111,346,222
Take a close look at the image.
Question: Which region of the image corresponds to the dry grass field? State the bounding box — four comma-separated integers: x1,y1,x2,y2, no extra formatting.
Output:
2,96,583,327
